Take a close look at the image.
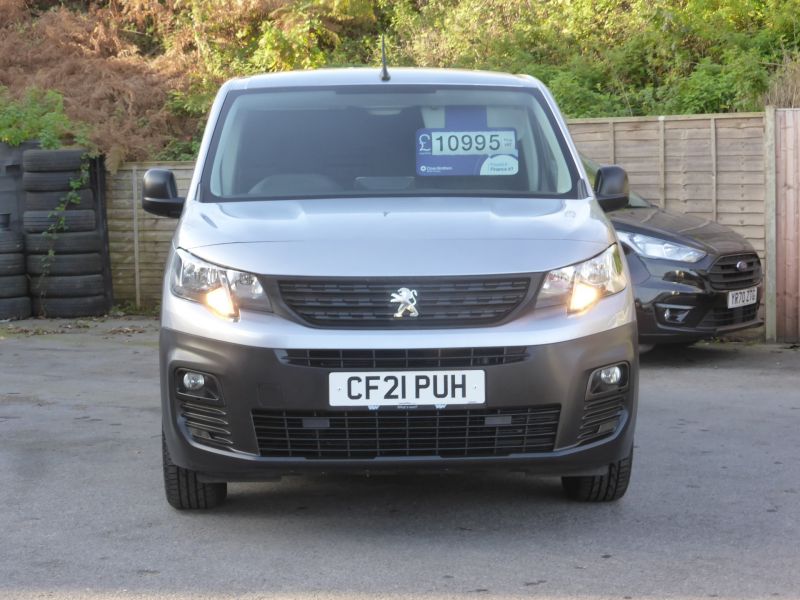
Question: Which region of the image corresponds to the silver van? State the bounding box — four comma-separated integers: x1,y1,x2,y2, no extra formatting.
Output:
142,68,638,509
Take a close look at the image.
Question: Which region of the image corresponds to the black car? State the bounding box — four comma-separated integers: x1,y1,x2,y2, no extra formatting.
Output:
584,158,763,348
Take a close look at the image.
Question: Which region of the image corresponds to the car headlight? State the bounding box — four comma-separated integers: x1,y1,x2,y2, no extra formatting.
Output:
616,231,706,263
535,245,627,314
170,248,271,319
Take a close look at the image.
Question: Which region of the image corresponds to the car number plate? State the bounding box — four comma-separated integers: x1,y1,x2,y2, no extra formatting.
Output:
329,370,485,407
727,286,758,309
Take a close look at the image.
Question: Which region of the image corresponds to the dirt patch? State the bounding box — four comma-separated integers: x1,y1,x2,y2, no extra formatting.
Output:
0,5,194,167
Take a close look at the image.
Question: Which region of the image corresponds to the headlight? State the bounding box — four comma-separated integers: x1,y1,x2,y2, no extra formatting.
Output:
616,231,705,263
535,245,627,314
170,248,271,319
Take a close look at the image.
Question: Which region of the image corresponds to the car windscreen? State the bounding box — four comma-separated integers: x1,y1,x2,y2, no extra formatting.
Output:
202,85,581,201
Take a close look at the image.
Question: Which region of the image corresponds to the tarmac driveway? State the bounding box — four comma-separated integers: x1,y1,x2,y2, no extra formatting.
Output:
0,318,798,600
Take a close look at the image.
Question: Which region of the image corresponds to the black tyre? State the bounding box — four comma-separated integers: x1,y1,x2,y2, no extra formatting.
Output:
163,433,227,509
562,446,633,502
0,229,24,253
23,148,86,172
22,210,96,233
24,231,102,254
0,296,31,320
0,253,25,276
0,275,28,298
25,189,95,211
30,274,104,297
32,294,107,318
22,171,86,192
26,253,102,276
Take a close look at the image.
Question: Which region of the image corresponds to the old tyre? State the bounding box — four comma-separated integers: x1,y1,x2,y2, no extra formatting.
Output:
0,229,24,253
0,275,28,298
32,294,106,318
30,274,104,297
0,297,31,320
22,171,86,192
22,210,96,233
163,433,227,509
0,253,25,276
26,253,102,276
24,231,102,254
25,189,95,211
561,446,633,502
23,148,86,172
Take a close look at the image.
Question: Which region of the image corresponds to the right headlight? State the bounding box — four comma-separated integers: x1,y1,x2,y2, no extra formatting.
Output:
616,231,706,263
535,244,627,314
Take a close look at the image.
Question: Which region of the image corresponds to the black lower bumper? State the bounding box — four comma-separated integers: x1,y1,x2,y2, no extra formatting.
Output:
627,253,763,345
160,323,638,481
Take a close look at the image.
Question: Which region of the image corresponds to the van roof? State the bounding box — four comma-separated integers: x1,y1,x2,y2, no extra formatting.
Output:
230,67,543,91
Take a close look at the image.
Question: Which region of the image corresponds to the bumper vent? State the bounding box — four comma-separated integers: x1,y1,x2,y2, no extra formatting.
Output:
252,406,560,459
180,401,233,448
277,276,532,328
708,253,762,291
578,394,626,445
698,304,759,329
279,347,528,369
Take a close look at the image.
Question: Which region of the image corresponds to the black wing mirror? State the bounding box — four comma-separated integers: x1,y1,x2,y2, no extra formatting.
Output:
594,165,629,212
142,169,185,218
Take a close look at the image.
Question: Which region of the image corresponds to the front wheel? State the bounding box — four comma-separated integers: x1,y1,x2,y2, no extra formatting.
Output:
561,446,633,502
162,434,227,509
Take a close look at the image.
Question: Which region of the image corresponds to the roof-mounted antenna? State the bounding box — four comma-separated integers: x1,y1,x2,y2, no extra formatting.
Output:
380,35,391,82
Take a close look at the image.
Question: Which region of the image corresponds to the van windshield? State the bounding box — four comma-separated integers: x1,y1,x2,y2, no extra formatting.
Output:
202,85,581,201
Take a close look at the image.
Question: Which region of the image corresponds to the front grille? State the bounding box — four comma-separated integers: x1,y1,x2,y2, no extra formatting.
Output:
708,253,762,291
578,393,626,445
280,347,529,369
180,401,233,448
252,406,560,459
278,276,532,328
698,304,759,328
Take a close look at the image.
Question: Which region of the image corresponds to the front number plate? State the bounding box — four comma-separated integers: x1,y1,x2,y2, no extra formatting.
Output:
329,370,485,407
727,286,758,309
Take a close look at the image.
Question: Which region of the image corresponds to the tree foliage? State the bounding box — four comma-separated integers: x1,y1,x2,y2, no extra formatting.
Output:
3,0,800,159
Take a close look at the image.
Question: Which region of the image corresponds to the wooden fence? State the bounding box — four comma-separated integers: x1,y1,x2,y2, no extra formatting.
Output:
107,111,800,341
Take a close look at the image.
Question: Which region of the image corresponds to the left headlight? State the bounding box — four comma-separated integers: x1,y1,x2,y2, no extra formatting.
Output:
170,248,272,320
535,245,627,314
616,231,706,263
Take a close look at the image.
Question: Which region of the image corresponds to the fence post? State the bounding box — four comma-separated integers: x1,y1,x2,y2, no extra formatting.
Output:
658,116,666,208
710,117,717,222
764,107,777,342
131,165,141,309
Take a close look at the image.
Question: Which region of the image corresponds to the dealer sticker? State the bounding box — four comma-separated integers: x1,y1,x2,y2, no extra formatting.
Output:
416,128,518,176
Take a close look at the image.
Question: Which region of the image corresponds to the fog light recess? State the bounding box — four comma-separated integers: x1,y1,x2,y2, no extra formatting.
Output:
175,369,222,404
587,363,629,397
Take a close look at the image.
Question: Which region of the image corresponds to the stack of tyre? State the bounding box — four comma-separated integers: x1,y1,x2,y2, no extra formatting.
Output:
22,149,108,318
0,214,30,320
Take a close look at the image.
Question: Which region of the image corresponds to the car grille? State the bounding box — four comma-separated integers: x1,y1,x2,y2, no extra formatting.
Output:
251,406,560,459
578,393,626,445
279,347,529,369
698,304,759,328
277,276,532,328
180,401,233,448
707,253,762,291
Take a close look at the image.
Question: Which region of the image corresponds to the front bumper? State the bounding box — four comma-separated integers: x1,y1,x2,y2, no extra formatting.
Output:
160,322,638,482
626,252,763,344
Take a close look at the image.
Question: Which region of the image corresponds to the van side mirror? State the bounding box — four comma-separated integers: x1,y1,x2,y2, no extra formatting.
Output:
142,169,185,218
594,165,629,212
